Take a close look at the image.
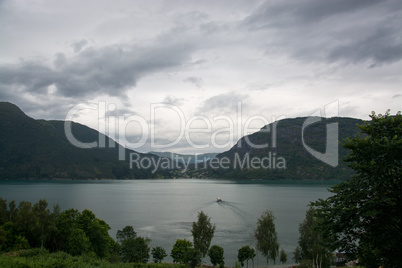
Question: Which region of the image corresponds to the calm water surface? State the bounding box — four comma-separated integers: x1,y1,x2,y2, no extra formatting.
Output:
0,179,336,265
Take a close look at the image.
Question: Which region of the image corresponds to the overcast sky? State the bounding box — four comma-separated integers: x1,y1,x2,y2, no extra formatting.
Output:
1,0,401,154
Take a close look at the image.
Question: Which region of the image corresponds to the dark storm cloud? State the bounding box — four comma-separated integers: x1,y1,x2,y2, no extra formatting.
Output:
245,0,381,27
0,62,57,95
0,41,197,99
0,83,76,120
328,24,402,65
243,0,402,65
1,0,400,132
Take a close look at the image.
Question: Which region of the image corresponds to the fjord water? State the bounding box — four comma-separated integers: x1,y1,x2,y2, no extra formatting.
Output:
0,179,336,265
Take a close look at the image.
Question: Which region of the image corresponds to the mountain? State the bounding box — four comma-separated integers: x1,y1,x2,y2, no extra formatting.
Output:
148,151,217,164
0,102,170,180
0,102,365,180
204,116,365,180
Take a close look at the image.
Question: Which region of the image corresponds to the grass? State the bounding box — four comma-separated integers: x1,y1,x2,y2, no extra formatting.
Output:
0,249,187,268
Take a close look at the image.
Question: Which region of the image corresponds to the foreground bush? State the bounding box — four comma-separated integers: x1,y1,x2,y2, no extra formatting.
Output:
0,249,132,268
133,263,186,268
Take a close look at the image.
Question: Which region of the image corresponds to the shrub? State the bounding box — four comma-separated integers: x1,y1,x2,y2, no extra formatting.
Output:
18,248,49,257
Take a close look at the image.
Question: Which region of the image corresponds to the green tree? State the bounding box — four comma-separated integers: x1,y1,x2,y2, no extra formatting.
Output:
313,111,402,268
15,201,36,246
254,210,279,265
132,236,151,263
46,204,60,252
109,240,121,263
116,226,150,263
0,226,6,252
77,209,113,259
208,245,224,267
292,246,302,264
0,199,117,257
279,248,287,265
0,198,7,225
237,245,255,268
171,239,194,264
186,247,201,268
116,225,137,243
191,211,216,268
118,236,138,262
56,208,80,251
152,246,167,263
32,199,52,249
8,201,17,223
298,207,332,268
1,222,29,251
65,228,91,256
27,199,59,251
237,247,246,267
0,199,17,224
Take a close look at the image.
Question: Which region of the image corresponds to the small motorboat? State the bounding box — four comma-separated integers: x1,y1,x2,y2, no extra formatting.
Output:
216,197,222,202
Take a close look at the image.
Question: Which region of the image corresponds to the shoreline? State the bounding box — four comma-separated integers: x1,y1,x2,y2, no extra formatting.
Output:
0,177,343,184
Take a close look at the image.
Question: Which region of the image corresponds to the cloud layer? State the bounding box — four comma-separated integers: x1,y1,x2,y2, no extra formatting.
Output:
1,0,401,153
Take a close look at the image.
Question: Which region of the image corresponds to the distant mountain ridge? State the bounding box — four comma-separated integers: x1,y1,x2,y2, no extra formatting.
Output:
148,151,217,164
205,116,364,180
0,102,170,180
1,102,365,180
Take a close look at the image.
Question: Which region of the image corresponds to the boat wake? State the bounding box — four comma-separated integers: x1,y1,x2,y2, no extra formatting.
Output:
191,199,248,222
219,201,247,221
191,201,216,213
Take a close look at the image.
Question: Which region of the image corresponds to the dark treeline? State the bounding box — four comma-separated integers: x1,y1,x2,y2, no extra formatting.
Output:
0,198,281,267
0,197,177,267
0,198,116,258
0,198,217,267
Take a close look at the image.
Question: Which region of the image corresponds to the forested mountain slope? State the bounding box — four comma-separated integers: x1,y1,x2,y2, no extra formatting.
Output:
0,102,168,179
208,117,364,180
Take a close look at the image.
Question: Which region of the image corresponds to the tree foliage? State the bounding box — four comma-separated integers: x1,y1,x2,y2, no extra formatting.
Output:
0,199,57,252
279,248,287,264
132,237,151,263
66,228,91,256
0,222,29,251
292,246,301,264
191,211,216,267
297,207,332,268
116,226,150,263
186,247,201,268
0,198,115,258
312,111,402,267
1,197,210,266
170,239,194,264
76,209,113,258
152,246,167,263
32,199,53,249
254,210,279,265
117,226,137,243
237,245,255,268
208,245,224,267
